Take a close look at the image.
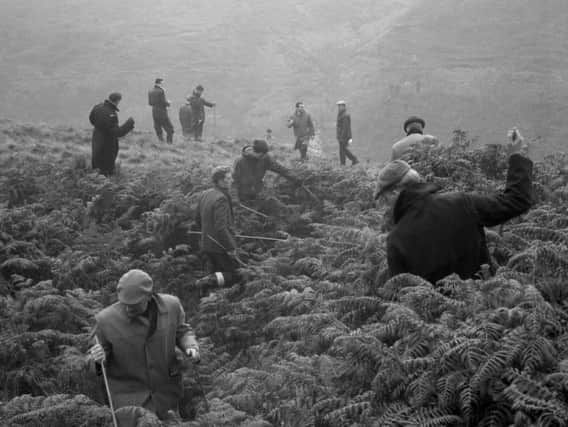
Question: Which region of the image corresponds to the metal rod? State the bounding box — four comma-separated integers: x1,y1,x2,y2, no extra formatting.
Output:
95,336,118,427
238,203,269,218
187,231,288,242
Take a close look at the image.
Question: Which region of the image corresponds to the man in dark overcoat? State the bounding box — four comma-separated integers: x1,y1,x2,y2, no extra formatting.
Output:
377,128,533,284
148,78,174,143
89,92,134,176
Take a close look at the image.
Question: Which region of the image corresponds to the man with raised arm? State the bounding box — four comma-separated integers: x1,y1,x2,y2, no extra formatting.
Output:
377,128,533,284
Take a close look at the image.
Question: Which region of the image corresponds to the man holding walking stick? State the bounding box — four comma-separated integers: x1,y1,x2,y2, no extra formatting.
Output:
88,269,200,424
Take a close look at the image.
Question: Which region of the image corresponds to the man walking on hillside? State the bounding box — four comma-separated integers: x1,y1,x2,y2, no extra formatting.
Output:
89,92,135,176
232,139,301,215
148,78,174,143
194,167,240,291
377,127,533,284
179,96,193,139
188,85,216,141
287,102,315,161
391,116,439,161
88,269,200,423
336,100,359,166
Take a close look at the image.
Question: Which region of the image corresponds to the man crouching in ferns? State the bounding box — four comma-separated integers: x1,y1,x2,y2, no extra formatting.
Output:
375,128,533,284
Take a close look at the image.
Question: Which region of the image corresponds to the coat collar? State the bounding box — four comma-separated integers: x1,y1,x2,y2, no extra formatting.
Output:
104,99,119,112
393,182,440,223
152,293,168,314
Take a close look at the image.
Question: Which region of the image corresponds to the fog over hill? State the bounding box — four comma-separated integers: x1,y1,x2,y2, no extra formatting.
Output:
0,0,566,160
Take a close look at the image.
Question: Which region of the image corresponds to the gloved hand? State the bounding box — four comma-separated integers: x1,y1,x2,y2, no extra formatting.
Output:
88,343,106,363
186,347,200,363
125,117,135,128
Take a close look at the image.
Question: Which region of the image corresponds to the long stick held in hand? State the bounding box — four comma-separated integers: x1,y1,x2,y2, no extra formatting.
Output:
95,336,118,427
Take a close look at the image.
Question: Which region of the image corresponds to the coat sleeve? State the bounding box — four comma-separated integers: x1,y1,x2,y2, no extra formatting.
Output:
194,193,202,230
307,115,315,137
213,197,237,251
174,299,199,351
202,98,214,108
232,158,242,194
465,154,533,227
267,157,297,183
387,238,406,278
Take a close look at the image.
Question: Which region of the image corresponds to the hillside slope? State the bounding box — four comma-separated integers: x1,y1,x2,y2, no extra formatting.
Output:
0,0,566,161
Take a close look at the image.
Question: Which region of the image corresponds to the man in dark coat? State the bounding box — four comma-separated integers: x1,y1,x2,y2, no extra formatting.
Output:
336,100,359,166
88,269,199,423
188,85,215,141
194,167,239,291
232,140,300,216
178,96,193,139
377,128,533,284
287,101,315,160
89,92,134,176
148,78,174,143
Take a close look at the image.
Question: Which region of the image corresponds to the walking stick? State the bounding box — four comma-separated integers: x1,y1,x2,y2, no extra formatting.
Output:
192,361,210,413
187,230,288,243
95,336,119,427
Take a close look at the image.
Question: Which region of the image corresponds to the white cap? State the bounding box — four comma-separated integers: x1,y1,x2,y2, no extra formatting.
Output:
336,100,346,105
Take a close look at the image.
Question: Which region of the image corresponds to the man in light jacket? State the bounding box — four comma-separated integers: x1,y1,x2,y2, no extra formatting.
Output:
88,269,199,422
391,116,439,161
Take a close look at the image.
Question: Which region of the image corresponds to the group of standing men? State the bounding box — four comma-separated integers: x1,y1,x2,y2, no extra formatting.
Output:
89,81,363,176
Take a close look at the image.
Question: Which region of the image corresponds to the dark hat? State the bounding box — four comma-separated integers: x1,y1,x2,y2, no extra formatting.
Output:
253,139,269,154
295,101,304,108
117,269,153,304
108,92,122,103
374,160,411,199
403,116,426,133
155,78,163,84
196,84,204,91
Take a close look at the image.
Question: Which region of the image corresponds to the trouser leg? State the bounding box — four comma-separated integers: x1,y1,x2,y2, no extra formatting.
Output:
344,146,358,164
205,252,238,286
163,115,174,143
153,118,164,141
339,142,346,165
194,122,204,140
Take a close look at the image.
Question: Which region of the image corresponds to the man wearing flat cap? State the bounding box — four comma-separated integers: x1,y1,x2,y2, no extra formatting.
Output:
232,139,301,215
377,128,533,284
336,100,359,166
148,78,175,143
88,269,199,421
391,115,439,161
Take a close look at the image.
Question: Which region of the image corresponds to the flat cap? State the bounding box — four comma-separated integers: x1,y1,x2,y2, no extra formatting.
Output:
253,139,269,154
117,269,153,304
403,116,426,133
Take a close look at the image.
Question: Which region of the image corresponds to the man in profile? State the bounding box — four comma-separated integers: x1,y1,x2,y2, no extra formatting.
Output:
89,92,134,176
148,78,174,143
336,100,359,166
188,85,215,141
287,101,315,161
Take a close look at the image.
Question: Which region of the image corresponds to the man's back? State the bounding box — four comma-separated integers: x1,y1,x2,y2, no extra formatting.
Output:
387,153,533,283
148,86,168,109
